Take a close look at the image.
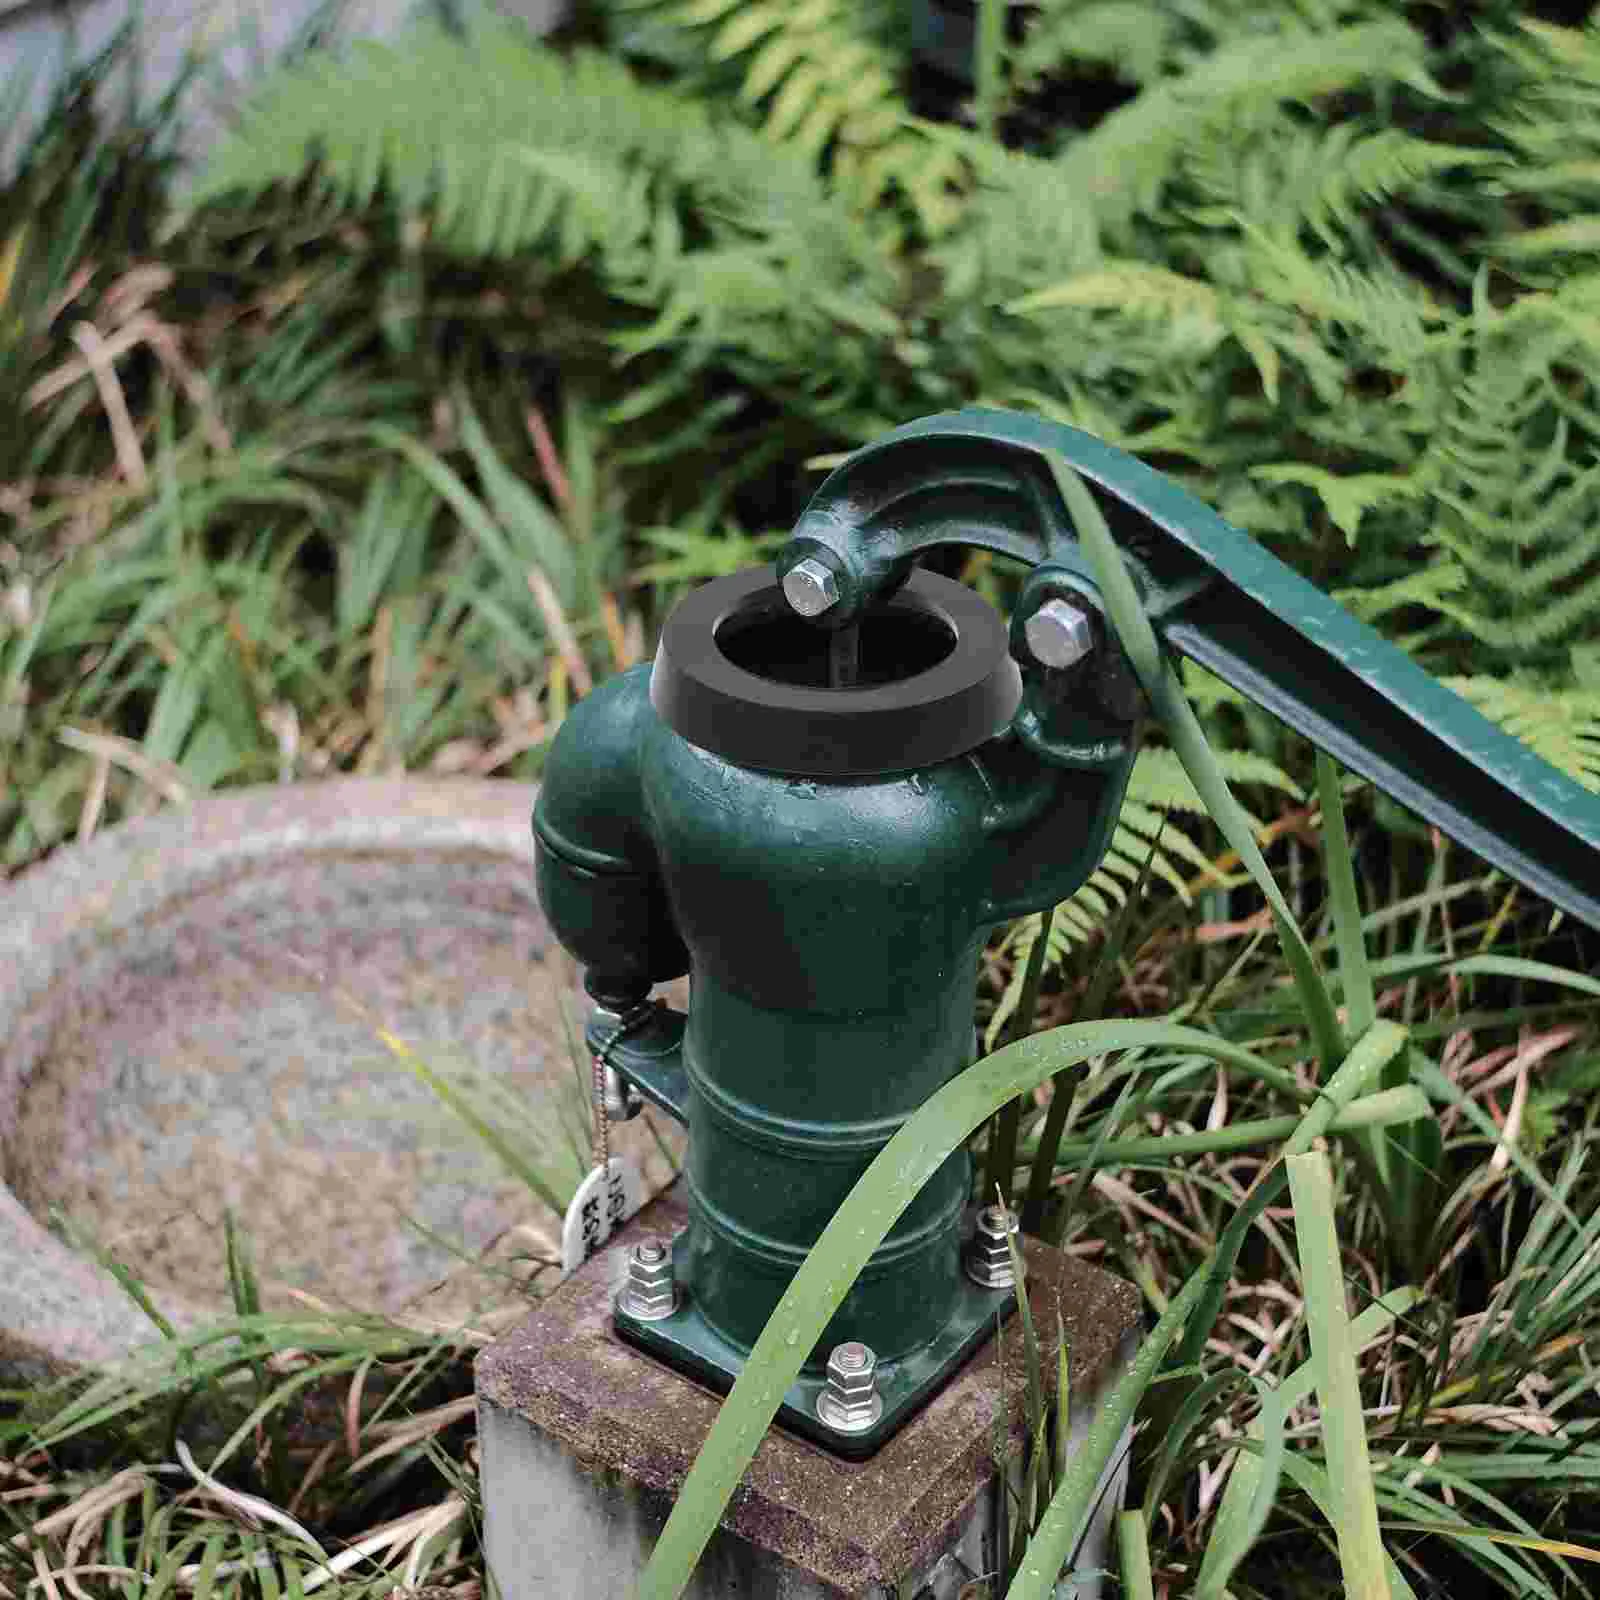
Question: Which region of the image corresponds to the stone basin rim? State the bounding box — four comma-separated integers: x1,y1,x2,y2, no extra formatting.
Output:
0,776,545,1382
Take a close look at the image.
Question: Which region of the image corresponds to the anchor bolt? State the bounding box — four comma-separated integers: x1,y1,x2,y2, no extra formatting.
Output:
965,1204,1021,1289
620,1240,678,1321
816,1340,883,1435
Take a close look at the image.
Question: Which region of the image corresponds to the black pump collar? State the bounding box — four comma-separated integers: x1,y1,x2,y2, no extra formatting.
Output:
649,565,1021,777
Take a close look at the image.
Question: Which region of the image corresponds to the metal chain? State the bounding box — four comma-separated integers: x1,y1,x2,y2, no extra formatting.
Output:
590,998,658,1170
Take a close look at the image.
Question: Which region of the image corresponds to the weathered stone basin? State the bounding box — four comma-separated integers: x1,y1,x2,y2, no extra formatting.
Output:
0,778,682,1381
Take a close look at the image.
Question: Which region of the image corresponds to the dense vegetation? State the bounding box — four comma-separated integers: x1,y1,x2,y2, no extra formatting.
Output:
2,0,1600,1595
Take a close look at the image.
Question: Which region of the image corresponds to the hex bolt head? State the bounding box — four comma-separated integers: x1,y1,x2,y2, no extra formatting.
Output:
1024,598,1095,671
816,1340,883,1435
783,557,840,618
602,1064,643,1122
620,1239,678,1321
965,1203,1021,1290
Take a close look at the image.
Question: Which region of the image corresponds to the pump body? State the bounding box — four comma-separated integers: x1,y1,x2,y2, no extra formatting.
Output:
534,553,1137,1451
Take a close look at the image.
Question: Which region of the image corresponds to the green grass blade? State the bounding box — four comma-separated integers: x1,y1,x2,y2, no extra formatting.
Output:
984,902,1056,1210
1052,1085,1429,1167
455,387,580,609
1007,1263,1212,1600
1053,1294,1070,1492
1273,1451,1421,1600
1046,1061,1141,1248
1117,1509,1156,1600
1176,1018,1409,1370
1411,1055,1583,1228
371,1026,571,1217
1000,1206,1044,1443
1022,823,1167,1234
1138,1371,1240,1525
1317,752,1376,1037
1194,1288,1417,1598
52,1213,180,1342
1050,450,1346,1075
1287,1149,1390,1599
1192,1374,1291,1600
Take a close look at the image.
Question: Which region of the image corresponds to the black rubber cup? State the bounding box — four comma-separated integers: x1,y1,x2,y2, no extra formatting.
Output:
649,564,1022,777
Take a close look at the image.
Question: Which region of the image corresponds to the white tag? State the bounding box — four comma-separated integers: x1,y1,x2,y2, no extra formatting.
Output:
560,1155,645,1277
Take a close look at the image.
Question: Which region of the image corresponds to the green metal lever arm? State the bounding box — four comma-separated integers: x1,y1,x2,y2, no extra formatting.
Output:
776,407,1600,933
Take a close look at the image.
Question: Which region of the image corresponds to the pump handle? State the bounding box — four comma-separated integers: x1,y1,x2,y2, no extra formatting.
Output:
777,407,1600,933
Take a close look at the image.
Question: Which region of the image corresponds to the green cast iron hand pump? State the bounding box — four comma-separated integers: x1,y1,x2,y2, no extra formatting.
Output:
531,406,1600,1458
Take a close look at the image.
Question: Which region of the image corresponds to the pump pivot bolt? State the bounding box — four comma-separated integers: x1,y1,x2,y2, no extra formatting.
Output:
816,1340,883,1435
620,1240,678,1321
783,558,839,618
965,1204,1021,1289
1024,599,1094,671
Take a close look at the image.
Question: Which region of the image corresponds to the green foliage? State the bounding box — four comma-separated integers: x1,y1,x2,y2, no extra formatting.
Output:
9,14,1600,1593
615,0,973,234
180,12,901,428
161,2,1600,715
1442,674,1600,793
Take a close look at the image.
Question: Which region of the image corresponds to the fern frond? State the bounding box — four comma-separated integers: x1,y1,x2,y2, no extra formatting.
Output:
1242,230,1444,360
919,122,1100,301
1005,261,1296,396
1485,18,1600,282
1057,21,1438,230
1189,118,1496,250
1012,0,1176,90
1249,462,1428,544
636,0,971,234
1010,263,1225,334
1131,745,1303,816
1414,301,1600,664
180,14,899,417
1332,559,1470,625
1441,676,1600,793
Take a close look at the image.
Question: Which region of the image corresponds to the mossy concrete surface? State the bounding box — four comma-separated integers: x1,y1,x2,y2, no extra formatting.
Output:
476,1181,1142,1598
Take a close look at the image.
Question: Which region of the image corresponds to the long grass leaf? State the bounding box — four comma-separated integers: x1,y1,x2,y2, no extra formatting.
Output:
1117,1509,1156,1600
1195,1288,1417,1597
1054,1086,1429,1167
1273,1452,1421,1600
1050,451,1346,1074
1317,752,1376,1036
1288,1150,1390,1599
1007,1264,1212,1600
1177,1019,1409,1369
371,1027,570,1217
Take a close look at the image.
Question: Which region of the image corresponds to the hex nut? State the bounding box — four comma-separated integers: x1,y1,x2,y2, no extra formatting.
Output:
965,1204,1021,1290
815,1340,883,1435
783,558,840,618
1024,598,1095,671
620,1239,678,1321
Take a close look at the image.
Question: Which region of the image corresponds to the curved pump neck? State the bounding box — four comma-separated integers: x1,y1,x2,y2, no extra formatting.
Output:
776,407,1600,934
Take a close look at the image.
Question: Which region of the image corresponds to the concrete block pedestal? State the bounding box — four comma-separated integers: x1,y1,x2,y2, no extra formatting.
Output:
476,1181,1143,1598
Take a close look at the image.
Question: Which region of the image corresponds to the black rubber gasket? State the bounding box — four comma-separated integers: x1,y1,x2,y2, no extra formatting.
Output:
649,565,1021,776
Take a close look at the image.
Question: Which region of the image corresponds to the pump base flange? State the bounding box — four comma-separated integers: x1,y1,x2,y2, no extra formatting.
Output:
612,1228,1016,1459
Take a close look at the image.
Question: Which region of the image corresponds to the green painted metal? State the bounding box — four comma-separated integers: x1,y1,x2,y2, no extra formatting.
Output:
531,404,1600,1457
779,407,1600,932
538,650,1129,1371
